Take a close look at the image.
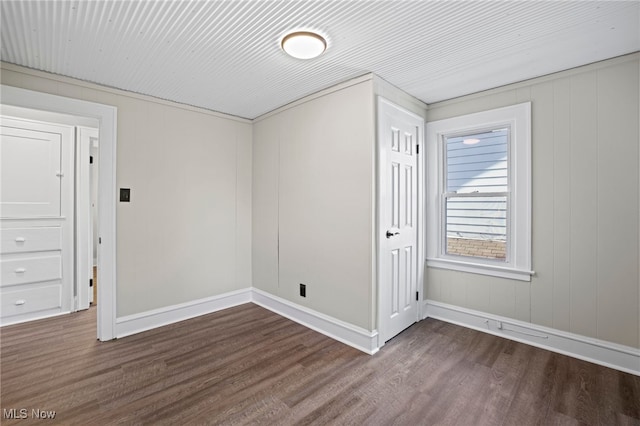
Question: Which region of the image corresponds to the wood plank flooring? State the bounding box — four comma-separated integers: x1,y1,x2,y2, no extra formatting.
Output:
1,303,639,425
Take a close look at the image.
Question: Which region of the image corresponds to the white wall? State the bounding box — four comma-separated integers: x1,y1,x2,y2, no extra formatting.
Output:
425,53,640,349
253,77,377,330
0,62,252,317
373,75,429,119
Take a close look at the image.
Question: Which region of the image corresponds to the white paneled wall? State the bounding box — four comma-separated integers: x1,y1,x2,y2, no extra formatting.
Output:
278,84,376,329
252,114,280,296
252,78,376,330
0,63,253,318
425,54,640,349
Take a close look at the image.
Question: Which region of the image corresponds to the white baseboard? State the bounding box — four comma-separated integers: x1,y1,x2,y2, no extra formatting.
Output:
1,309,70,327
115,288,252,338
424,300,640,376
251,288,379,355
113,287,380,355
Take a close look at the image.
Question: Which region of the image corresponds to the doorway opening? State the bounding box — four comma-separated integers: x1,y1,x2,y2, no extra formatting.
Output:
76,125,100,311
1,84,117,341
1,107,98,324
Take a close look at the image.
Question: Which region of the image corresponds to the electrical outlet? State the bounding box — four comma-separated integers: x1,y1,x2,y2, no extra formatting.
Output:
299,283,306,298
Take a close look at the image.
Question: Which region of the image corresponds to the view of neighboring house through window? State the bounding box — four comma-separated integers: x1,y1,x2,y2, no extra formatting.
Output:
444,128,509,261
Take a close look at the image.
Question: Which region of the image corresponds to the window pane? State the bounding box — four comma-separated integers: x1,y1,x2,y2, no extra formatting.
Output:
446,129,508,193
445,195,507,260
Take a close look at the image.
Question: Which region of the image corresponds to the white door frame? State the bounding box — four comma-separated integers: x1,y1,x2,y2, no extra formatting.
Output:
76,126,99,311
0,84,117,341
376,96,425,346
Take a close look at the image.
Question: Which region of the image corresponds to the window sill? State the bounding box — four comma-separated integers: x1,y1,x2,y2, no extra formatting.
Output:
426,257,533,282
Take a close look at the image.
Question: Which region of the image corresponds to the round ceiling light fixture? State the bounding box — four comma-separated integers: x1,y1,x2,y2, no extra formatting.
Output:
281,31,327,59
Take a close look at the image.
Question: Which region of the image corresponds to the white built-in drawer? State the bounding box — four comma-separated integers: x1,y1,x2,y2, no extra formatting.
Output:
1,227,62,254
1,284,62,317
0,255,62,287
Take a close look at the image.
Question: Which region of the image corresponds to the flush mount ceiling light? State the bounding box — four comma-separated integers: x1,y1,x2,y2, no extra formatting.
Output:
281,31,327,59
463,138,480,145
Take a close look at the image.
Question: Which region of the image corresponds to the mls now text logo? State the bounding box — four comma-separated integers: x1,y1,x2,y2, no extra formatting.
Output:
3,408,56,419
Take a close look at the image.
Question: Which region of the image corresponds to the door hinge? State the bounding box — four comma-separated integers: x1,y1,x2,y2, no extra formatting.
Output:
416,291,419,301
90,278,93,288
99,237,102,244
416,144,420,154
90,155,93,164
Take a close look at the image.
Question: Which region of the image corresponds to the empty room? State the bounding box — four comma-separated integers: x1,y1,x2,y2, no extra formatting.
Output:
0,1,639,424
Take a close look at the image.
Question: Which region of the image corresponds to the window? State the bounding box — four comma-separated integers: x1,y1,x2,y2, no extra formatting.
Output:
444,128,508,260
426,103,532,281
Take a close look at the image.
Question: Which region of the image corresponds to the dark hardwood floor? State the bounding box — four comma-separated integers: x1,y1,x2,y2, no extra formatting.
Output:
1,303,638,425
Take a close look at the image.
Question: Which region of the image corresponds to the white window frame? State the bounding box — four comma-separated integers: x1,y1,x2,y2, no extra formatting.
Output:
426,102,532,281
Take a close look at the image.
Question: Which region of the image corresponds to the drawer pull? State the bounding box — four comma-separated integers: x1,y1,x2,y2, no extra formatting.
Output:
14,268,26,273
15,237,26,242
15,299,26,306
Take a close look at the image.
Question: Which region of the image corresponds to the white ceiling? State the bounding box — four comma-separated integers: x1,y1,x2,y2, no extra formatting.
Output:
1,1,638,119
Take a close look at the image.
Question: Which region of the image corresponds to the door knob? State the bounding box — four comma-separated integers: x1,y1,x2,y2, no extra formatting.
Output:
386,230,400,238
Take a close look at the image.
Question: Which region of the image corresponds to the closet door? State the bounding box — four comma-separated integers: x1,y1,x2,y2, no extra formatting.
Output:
1,124,62,218
378,98,423,343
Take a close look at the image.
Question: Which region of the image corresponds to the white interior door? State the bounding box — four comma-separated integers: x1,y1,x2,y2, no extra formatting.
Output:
378,98,423,343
